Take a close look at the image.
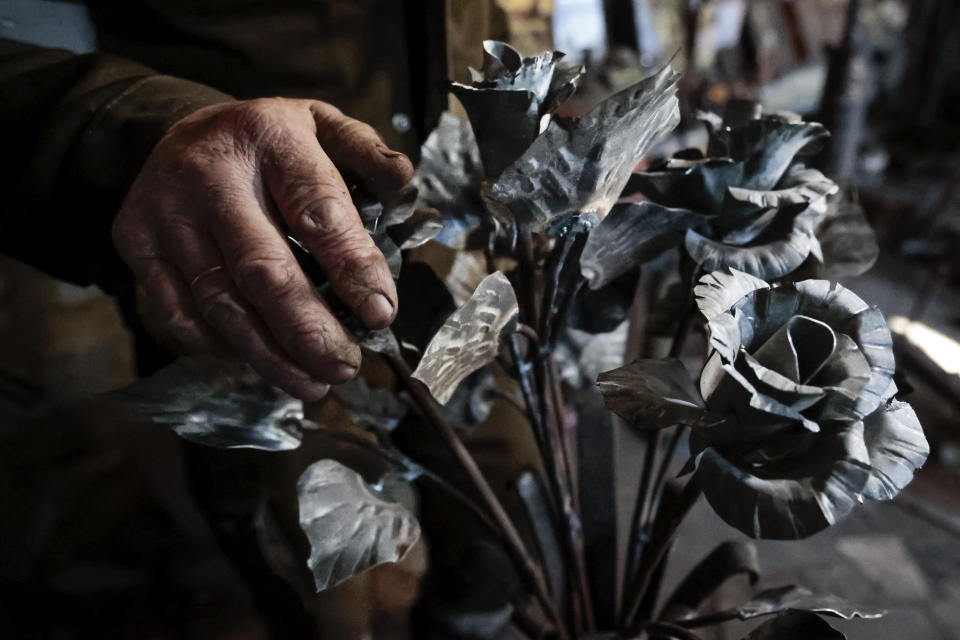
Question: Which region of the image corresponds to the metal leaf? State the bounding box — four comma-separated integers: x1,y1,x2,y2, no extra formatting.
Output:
331,376,409,432
387,206,444,249
861,400,929,501
297,459,420,591
109,355,304,451
597,359,720,430
412,272,519,404
580,201,707,289
742,610,846,640
414,112,485,249
561,320,630,388
487,65,680,232
735,585,884,622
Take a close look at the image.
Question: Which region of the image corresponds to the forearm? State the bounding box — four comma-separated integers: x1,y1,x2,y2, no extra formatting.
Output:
0,39,233,293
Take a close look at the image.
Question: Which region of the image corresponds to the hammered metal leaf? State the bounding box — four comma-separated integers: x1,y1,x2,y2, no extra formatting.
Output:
414,113,485,248
735,585,884,622
297,459,420,591
412,272,519,404
487,65,680,231
110,355,304,451
742,610,846,640
597,359,719,430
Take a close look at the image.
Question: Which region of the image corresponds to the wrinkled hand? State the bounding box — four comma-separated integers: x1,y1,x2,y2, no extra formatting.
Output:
113,98,413,400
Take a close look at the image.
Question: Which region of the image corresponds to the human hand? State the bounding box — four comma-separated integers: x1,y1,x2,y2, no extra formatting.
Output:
112,98,413,400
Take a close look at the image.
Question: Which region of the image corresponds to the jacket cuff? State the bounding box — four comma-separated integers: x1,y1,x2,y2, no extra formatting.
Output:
68,75,234,293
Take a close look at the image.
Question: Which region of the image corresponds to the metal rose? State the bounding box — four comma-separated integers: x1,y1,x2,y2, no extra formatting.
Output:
625,105,840,281
451,40,584,179
598,269,929,539
691,269,928,538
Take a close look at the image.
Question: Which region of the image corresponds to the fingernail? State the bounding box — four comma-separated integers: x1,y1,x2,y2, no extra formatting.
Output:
359,292,395,328
331,361,358,382
300,382,331,403
391,184,418,205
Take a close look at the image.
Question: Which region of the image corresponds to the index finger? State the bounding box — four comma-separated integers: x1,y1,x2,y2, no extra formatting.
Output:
309,102,415,205
261,134,398,330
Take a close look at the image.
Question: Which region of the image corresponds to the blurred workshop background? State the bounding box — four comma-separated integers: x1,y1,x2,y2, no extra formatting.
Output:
2,1,960,638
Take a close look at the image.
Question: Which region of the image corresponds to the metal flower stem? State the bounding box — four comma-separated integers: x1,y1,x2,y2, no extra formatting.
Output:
512,328,595,631
536,233,599,630
621,303,698,610
384,349,569,639
621,428,662,605
621,477,703,630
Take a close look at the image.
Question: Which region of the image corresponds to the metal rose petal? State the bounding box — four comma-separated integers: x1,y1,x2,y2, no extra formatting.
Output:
414,113,485,249
297,460,420,591
597,358,720,430
450,86,544,178
684,205,822,281
696,268,770,321
740,353,826,413
814,187,879,279
110,355,304,451
789,281,894,418
861,400,929,501
580,201,707,289
696,269,769,361
412,272,519,404
735,585,885,622
453,41,583,178
331,376,409,432
695,420,872,539
749,315,837,384
701,354,820,433
723,165,839,224
809,334,872,422
713,280,894,420
711,113,829,191
487,65,680,232
742,610,846,640
626,158,743,216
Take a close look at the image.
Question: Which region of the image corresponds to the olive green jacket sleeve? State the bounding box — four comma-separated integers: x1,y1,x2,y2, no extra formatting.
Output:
0,38,233,293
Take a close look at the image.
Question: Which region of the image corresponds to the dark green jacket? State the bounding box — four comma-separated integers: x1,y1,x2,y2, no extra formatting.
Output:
0,0,502,294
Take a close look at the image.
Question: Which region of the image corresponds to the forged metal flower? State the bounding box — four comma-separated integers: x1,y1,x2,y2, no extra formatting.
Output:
598,269,929,539
694,269,927,538
451,40,584,178
626,106,839,281
487,64,680,233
